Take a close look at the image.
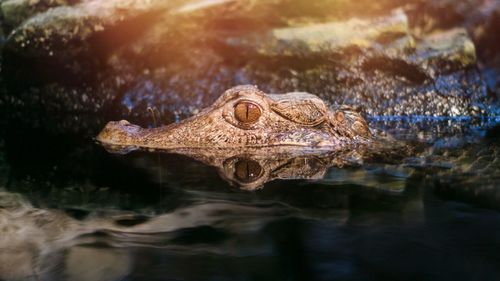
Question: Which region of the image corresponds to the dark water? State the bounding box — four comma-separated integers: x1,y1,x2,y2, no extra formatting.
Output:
1,118,500,281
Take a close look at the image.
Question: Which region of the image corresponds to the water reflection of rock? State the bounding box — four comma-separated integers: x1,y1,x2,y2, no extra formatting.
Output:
0,169,433,281
429,140,500,210
0,190,293,280
0,190,131,281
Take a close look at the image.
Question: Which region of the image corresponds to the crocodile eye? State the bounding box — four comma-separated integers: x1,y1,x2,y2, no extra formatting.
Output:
234,159,262,183
234,101,261,123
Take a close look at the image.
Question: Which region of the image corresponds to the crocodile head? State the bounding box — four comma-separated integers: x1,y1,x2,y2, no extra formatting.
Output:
96,85,371,152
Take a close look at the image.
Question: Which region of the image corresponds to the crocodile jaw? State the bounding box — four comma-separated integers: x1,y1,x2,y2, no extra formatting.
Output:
96,119,359,153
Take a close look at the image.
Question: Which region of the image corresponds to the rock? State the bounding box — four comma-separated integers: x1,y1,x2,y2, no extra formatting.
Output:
411,28,477,76
1,0,239,85
4,0,169,62
4,0,237,57
223,9,413,57
408,0,500,97
0,0,74,29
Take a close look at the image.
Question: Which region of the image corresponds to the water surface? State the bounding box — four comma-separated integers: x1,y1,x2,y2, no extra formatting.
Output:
1,118,500,281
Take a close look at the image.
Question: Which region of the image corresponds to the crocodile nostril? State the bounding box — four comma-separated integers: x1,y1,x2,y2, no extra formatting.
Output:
235,101,261,123
234,159,262,183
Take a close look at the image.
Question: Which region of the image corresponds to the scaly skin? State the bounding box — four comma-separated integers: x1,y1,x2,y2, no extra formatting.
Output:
96,85,371,152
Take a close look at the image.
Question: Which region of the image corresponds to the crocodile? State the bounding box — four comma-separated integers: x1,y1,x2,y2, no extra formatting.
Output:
96,85,371,152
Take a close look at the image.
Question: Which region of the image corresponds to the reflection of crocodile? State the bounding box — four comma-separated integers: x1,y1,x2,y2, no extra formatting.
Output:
97,85,371,152
150,145,407,190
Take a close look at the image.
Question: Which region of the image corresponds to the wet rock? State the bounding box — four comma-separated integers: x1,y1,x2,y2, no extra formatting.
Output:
2,0,238,84
0,0,76,30
2,0,172,82
3,0,236,57
408,0,500,97
411,28,476,76
431,140,500,210
223,9,413,57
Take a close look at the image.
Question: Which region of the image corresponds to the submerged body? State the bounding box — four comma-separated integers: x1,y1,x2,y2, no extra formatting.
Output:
97,85,371,152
